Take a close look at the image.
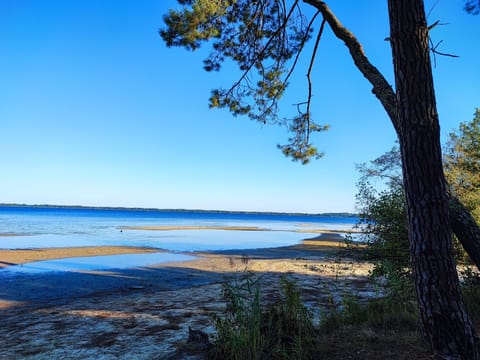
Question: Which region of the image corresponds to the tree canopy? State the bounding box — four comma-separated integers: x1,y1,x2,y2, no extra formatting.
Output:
445,109,480,223
465,0,480,14
356,109,480,282
161,0,331,163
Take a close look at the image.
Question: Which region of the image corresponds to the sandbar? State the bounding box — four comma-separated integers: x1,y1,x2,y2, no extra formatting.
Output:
0,234,353,268
120,225,362,234
120,225,270,231
0,233,363,270
0,246,161,269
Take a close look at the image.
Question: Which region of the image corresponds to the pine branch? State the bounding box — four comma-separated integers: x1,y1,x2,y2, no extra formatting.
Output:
303,0,399,132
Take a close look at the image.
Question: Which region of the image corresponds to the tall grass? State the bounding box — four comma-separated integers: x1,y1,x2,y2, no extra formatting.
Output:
209,273,319,360
207,266,480,359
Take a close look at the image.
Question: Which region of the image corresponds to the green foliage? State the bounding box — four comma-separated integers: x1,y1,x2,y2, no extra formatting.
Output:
360,189,410,278
465,0,480,14
355,146,411,293
209,273,429,359
209,273,319,360
460,266,480,322
444,108,480,224
161,0,230,50
277,117,329,164
161,0,328,162
356,109,480,297
321,295,418,334
210,272,264,359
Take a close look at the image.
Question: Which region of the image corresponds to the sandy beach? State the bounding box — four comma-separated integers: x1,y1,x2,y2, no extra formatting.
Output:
0,233,374,359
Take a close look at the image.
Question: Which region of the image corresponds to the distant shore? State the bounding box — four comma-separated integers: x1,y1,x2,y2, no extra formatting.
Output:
0,203,358,218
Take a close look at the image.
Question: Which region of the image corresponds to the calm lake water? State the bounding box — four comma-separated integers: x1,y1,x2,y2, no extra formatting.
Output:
0,206,358,273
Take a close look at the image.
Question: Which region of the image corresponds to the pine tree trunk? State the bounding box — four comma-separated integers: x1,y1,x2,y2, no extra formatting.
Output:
307,0,480,273
450,195,480,269
388,0,479,358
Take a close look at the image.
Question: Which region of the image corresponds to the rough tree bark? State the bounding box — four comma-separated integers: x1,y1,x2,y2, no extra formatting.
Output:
388,0,479,358
305,0,480,271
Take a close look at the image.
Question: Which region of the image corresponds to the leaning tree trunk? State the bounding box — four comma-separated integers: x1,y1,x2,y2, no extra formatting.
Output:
388,0,479,358
450,194,480,269
308,0,480,272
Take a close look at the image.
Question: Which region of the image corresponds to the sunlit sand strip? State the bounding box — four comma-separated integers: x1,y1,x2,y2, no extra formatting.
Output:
120,225,270,231
295,228,363,234
120,226,362,234
0,300,26,310
0,246,161,269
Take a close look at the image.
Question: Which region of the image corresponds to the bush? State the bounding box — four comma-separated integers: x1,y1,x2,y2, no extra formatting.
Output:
209,274,319,360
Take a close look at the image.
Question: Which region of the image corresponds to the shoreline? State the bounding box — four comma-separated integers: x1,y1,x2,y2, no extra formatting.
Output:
0,233,374,358
0,246,163,269
119,225,270,231
0,233,355,269
120,225,362,234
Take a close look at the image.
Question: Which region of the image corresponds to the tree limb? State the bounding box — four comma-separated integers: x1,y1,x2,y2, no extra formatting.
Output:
302,0,480,270
305,18,326,143
303,0,398,132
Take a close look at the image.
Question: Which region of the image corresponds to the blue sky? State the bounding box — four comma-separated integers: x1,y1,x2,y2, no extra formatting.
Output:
0,1,478,213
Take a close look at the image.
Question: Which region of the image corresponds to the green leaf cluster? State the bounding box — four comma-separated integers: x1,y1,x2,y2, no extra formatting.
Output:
161,0,328,163
444,109,480,223
161,0,231,50
355,146,411,289
465,0,480,14
356,109,480,295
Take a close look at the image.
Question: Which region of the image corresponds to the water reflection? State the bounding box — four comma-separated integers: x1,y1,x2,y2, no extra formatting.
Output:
1,252,196,275
0,229,316,251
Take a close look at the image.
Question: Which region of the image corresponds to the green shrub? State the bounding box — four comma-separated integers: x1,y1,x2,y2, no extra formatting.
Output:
209,274,319,360
320,294,418,333
460,266,480,323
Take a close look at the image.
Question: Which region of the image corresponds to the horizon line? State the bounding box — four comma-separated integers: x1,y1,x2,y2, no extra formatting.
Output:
0,203,358,217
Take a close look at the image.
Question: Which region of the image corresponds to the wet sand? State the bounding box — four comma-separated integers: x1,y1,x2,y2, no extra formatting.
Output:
0,233,374,359
0,246,162,269
0,231,358,270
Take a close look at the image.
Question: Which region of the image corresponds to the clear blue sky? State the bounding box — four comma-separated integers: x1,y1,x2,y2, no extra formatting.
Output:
0,1,478,213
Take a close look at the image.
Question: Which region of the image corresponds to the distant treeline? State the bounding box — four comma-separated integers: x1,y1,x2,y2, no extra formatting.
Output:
0,203,358,218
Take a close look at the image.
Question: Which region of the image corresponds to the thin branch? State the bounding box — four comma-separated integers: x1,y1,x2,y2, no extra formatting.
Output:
305,18,326,143
427,1,440,20
433,50,460,58
366,170,404,189
428,19,440,30
303,0,399,132
295,101,309,114
225,0,300,97
429,38,460,67
283,10,320,86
